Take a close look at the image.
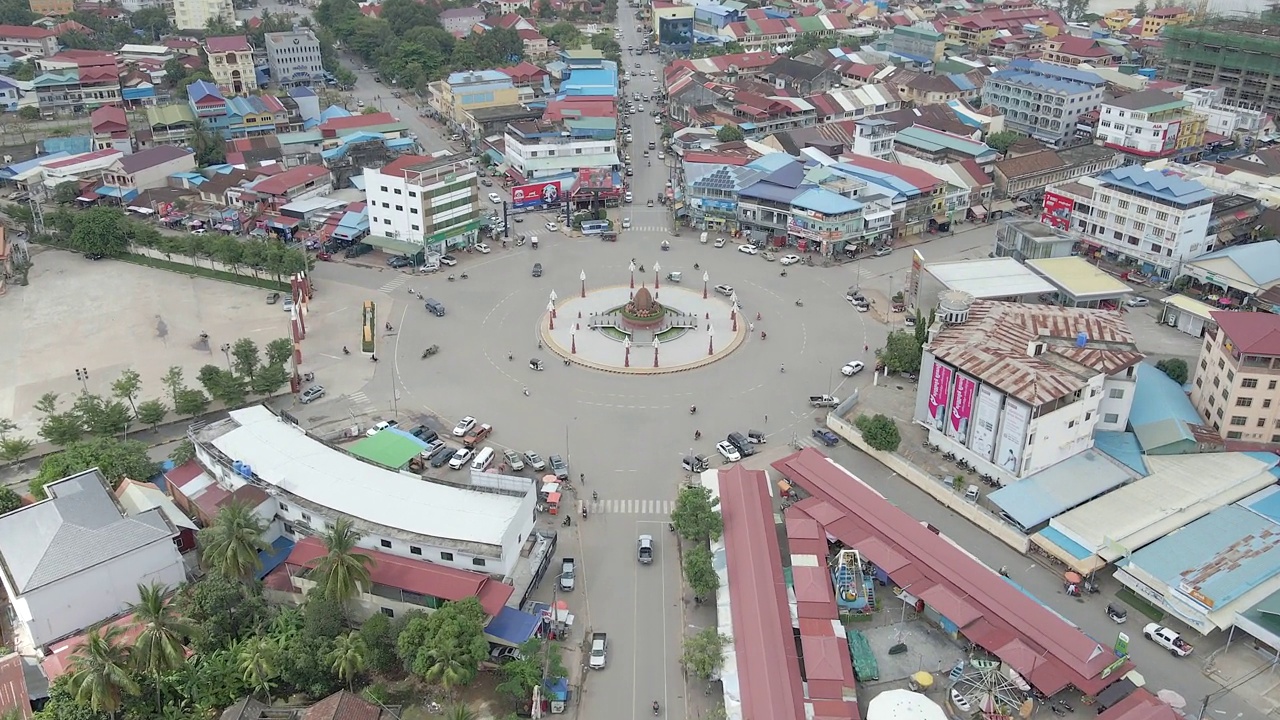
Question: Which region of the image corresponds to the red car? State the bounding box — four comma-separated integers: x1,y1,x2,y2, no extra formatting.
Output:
316,252,332,261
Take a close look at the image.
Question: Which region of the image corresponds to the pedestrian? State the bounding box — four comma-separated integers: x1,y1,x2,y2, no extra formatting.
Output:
864,343,869,353
764,414,768,423
749,322,754,333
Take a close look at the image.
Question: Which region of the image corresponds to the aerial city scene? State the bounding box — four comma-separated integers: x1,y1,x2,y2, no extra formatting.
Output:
1,0,1280,718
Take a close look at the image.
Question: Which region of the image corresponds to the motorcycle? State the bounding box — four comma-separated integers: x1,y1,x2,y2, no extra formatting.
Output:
795,299,803,307
448,274,456,281
460,272,469,279
689,405,696,415
421,345,439,359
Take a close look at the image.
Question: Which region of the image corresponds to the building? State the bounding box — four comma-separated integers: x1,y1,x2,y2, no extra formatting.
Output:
1160,19,1280,120
1096,90,1206,162
0,468,185,648
1040,36,1117,67
34,51,122,113
27,0,73,16
427,70,519,131
239,164,332,209
1025,257,1132,310
363,154,481,254
908,255,1056,309
204,36,257,95
90,105,130,154
264,29,324,88
892,126,999,173
1141,6,1194,38
504,119,618,181
437,7,486,36
993,144,1122,200
1181,87,1267,146
1043,166,1215,278
993,216,1077,263
172,0,234,32
886,23,945,65
98,145,196,201
944,8,1064,52
981,59,1106,148
851,119,896,162
915,300,1143,481
0,25,59,58
1190,311,1280,443
115,478,198,554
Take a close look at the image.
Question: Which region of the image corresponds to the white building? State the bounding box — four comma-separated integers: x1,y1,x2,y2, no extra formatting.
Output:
1181,87,1266,144
1043,165,1216,279
0,469,186,649
172,0,234,32
914,299,1143,482
504,120,619,180
364,154,481,254
851,118,896,162
190,406,536,579
265,29,325,88
0,25,59,59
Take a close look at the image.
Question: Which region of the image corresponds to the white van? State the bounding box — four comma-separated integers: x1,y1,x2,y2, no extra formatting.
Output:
471,446,495,471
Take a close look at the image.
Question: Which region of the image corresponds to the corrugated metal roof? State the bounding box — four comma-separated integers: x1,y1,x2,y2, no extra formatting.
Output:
990,448,1138,529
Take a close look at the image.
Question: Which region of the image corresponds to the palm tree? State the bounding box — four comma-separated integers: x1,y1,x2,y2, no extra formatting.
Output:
199,501,269,581
311,518,374,606
422,642,469,696
238,637,278,705
65,626,141,719
444,705,476,720
328,631,368,692
130,582,199,713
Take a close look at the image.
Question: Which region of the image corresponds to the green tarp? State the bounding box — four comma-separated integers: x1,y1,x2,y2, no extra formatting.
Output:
844,629,879,681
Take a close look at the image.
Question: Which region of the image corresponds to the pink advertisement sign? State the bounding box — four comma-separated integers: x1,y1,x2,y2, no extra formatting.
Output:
928,362,954,433
947,374,977,443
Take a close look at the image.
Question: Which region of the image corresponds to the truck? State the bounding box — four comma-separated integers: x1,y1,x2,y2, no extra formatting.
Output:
559,558,576,591
1143,623,1193,657
589,632,608,669
463,423,493,449
809,395,840,408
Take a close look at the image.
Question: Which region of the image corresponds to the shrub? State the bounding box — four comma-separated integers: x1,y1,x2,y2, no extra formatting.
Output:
855,414,901,452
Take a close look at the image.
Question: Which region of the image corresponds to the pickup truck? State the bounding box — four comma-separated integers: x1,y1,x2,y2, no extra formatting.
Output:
589,632,608,669
1143,623,1193,657
809,395,840,408
559,558,576,591
463,423,493,449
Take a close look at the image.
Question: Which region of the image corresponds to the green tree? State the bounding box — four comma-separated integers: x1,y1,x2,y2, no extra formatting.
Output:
53,182,81,205
31,437,158,498
69,207,130,257
72,393,133,437
878,330,923,373
198,365,247,406
175,388,212,418
0,436,33,466
443,706,476,720
1133,0,1149,17
311,518,374,608
985,130,1024,154
130,582,198,714
238,637,279,703
357,612,400,674
266,338,294,368
135,399,169,432
670,485,723,543
174,573,269,654
17,105,40,120
855,414,901,452
110,369,143,417
7,61,34,81
199,501,270,581
65,626,141,718
495,638,564,702
169,438,196,466
715,123,744,143
190,119,225,166
160,367,187,409
397,598,490,693
0,487,22,514
35,392,85,446
1155,358,1188,385
682,545,718,601
131,7,171,40
681,627,729,680
328,632,367,691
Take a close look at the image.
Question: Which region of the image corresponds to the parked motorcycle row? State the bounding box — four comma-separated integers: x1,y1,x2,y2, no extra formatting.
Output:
922,442,1002,488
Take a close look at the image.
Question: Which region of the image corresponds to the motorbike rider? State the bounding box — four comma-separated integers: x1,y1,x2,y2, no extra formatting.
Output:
342,346,350,355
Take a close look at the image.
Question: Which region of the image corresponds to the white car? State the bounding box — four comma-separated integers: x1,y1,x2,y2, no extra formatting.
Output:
624,191,633,203
452,416,477,436
366,420,396,437
873,246,892,257
841,361,865,376
737,244,759,255
714,237,726,248
622,217,632,229
448,448,474,470
714,284,734,297
654,116,662,124
716,441,741,462
1126,296,1149,307
904,315,916,327
780,254,801,265
656,151,664,160
545,221,559,232
488,192,501,204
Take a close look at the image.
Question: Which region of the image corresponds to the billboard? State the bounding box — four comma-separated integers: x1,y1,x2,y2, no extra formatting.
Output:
994,399,1032,475
947,374,977,444
969,384,1004,463
1040,191,1074,230
927,362,954,433
907,250,923,308
511,181,562,209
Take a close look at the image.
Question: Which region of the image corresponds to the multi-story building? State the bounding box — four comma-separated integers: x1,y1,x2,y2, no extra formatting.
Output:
504,120,618,181
1159,18,1280,120
172,0,234,32
364,154,482,254
886,23,945,65
27,0,74,16
981,59,1105,148
916,300,1143,482
265,29,324,88
1141,6,1194,38
0,25,59,58
1181,87,1266,146
204,36,257,95
1190,311,1280,443
427,70,519,131
851,119,896,162
944,8,1064,52
437,7,486,36
1044,165,1215,278
992,144,1122,200
1096,89,1206,162
35,51,122,113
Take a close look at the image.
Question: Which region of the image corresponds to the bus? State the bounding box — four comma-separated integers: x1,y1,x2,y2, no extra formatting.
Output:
581,220,610,235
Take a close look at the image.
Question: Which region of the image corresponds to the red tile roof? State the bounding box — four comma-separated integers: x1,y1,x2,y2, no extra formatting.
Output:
1211,311,1280,357
45,149,121,168
497,61,546,81
164,460,205,490
90,105,127,131
251,164,330,196
0,654,30,720
0,24,55,39
41,612,144,682
205,35,252,53
302,691,385,720
1097,689,1179,720
319,112,397,133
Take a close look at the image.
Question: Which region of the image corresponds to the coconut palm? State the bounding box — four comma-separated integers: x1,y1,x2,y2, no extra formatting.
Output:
328,631,368,692
199,501,269,581
130,582,199,713
311,518,373,606
238,637,278,704
422,642,469,696
65,626,141,718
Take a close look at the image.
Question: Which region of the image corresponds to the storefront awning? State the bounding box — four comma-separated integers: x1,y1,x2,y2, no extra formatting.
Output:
362,234,422,254
969,205,987,218
992,199,1018,213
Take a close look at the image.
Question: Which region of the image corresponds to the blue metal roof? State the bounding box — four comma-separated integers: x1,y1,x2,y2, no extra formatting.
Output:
187,79,222,104
485,605,541,645
1097,166,1215,205
989,449,1138,529
1192,240,1280,287
831,162,920,198
746,153,798,172
1092,431,1148,477
1008,57,1105,86
1244,486,1280,524
1130,362,1201,428
257,536,295,580
738,178,806,204
791,187,862,214
948,73,976,92
989,69,1095,96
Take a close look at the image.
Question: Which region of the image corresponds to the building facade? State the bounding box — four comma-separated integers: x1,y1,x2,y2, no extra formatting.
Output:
1181,87,1267,145
1190,312,1280,443
981,59,1105,147
504,120,618,180
265,30,324,88
1141,6,1194,38
204,36,258,95
427,70,519,129
364,154,482,253
26,0,74,16
887,24,945,64
1096,89,1206,162
851,119,896,162
172,0,234,32
0,25,59,57
1160,20,1280,120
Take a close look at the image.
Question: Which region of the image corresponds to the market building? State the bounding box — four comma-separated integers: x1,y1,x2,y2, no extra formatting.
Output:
1024,257,1131,309
907,255,1055,310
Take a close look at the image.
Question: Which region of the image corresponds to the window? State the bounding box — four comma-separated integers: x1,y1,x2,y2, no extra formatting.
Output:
409,191,417,198
1196,377,1203,387
1273,435,1280,443
1266,400,1273,409
1103,412,1119,424
395,205,403,212
1068,419,1077,428
301,512,311,523
1237,397,1253,407
1272,380,1278,390
410,207,419,214
280,503,289,512
1259,418,1267,428
411,224,420,231
1231,416,1248,426
410,546,422,555
1228,431,1243,439
471,558,487,567
1108,388,1124,399
380,186,388,192
1227,370,1235,382
440,551,454,561
380,539,392,548
1155,210,1169,222
1242,378,1259,388
380,608,395,618
1213,376,1221,388
283,522,294,534
1216,407,1224,419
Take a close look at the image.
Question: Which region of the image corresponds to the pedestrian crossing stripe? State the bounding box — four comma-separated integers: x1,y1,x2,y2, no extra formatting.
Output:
618,225,674,233
346,391,374,412
791,435,833,451
592,499,675,515
379,276,407,293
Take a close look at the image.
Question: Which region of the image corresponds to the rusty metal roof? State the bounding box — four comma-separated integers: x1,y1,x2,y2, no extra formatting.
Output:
930,301,1143,406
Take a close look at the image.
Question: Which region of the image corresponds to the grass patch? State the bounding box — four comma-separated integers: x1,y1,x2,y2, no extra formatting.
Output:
656,326,686,341
599,326,629,341
1115,587,1164,622
119,253,290,291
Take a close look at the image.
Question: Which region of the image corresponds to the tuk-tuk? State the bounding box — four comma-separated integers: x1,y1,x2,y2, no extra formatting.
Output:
661,240,670,251
530,358,544,371
666,271,682,283
1106,603,1128,623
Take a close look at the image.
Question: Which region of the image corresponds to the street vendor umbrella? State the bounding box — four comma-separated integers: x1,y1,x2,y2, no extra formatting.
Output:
867,689,946,720
1064,571,1083,584
1156,690,1186,709
1220,297,1233,306
910,671,934,691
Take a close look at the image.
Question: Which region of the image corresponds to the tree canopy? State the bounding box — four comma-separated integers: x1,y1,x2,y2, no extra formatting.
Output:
855,414,902,453
31,437,158,498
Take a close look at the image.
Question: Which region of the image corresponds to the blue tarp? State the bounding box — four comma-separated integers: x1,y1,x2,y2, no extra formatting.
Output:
485,606,540,645
148,460,176,493
257,536,296,580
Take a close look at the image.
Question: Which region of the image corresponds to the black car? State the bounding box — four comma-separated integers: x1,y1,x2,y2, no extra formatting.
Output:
388,255,412,268
409,425,439,444
428,445,455,467
549,454,569,480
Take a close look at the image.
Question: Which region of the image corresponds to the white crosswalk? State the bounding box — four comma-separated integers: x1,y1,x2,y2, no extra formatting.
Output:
790,433,838,451
346,391,375,415
619,225,673,233
592,499,676,516
379,275,408,293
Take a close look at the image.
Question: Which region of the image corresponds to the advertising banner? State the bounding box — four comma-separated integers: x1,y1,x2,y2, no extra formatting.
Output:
907,250,923,308
511,181,562,209
1040,191,1074,230
947,374,977,444
969,384,1004,462
994,399,1032,475
927,362,954,433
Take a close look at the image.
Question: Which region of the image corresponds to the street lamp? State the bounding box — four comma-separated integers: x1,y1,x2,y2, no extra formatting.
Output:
570,325,577,354
624,337,632,368
628,260,636,289
707,323,715,356
702,270,709,299
549,289,558,318
654,261,661,289
74,368,89,392
652,337,660,367
547,300,555,330
580,270,587,298
731,302,739,332
220,343,233,370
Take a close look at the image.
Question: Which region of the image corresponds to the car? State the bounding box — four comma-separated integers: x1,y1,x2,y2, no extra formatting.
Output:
624,191,633,203
452,416,477,436
316,251,332,261
873,246,893,257
366,419,398,437
622,217,631,229
714,284,734,297
190,228,207,235
904,315,916,327
737,244,759,255
846,290,866,304
656,151,664,159
855,303,870,313
480,179,493,187
448,448,474,469
545,221,559,232
266,292,281,304
429,445,455,467
524,452,547,471
463,423,492,448
780,254,801,266
625,167,634,176
474,243,490,254
356,100,365,108
812,428,840,447
513,215,524,222
532,262,543,277
654,116,661,124
503,449,525,471
549,454,569,480
635,62,641,68
387,255,412,268
625,135,634,143
439,254,458,266
488,192,501,204
282,298,294,312
299,385,326,403
716,441,741,462
714,237,726,248
841,361,865,376
638,535,654,564
1126,296,1150,307
409,424,431,438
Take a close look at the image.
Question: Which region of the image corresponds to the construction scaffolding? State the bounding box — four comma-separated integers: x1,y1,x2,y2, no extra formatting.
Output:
1160,15,1280,117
